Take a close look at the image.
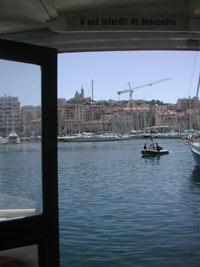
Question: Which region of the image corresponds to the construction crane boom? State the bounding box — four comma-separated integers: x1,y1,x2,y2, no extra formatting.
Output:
117,77,172,96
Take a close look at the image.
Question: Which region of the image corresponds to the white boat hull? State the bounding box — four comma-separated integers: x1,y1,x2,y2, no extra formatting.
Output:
190,142,200,167
7,132,20,144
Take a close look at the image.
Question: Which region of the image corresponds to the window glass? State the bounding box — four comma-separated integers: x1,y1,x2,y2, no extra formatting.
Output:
0,59,42,220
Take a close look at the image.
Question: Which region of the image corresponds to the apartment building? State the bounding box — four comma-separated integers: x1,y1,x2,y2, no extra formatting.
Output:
57,95,200,134
0,96,21,136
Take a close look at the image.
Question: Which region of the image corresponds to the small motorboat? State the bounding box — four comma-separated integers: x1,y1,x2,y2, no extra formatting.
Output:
141,142,169,156
141,148,169,156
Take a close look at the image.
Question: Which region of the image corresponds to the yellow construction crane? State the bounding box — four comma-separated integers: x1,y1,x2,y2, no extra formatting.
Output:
117,77,172,107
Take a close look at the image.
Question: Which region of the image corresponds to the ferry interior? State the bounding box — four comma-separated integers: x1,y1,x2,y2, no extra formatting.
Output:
0,0,200,266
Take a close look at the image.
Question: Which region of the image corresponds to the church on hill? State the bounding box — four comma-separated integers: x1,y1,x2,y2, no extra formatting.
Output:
69,86,91,103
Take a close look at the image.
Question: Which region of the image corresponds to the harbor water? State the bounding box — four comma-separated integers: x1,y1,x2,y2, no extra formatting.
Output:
0,139,200,266
58,138,200,267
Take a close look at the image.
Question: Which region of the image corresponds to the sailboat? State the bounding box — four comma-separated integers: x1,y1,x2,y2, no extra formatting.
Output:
7,108,20,144
7,131,20,144
190,139,200,167
0,136,8,145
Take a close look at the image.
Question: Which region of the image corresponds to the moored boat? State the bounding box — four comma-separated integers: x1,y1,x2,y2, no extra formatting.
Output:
7,132,20,144
190,141,200,167
58,133,121,142
0,136,8,144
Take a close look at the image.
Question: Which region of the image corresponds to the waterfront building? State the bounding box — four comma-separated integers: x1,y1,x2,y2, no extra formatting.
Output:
57,95,200,134
151,102,195,130
0,95,21,136
108,105,151,132
58,98,106,133
58,99,81,134
153,105,179,129
58,102,84,134
59,103,82,134
177,97,193,111
132,105,151,130
152,104,168,127
21,105,41,136
102,108,113,131
112,112,134,132
24,119,41,137
177,97,200,129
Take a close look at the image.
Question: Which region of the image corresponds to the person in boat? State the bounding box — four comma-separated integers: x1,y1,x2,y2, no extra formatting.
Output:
149,136,155,150
149,143,155,150
156,143,160,151
144,143,147,149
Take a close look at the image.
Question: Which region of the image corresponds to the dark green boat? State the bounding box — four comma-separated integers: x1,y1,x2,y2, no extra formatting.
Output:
141,149,169,156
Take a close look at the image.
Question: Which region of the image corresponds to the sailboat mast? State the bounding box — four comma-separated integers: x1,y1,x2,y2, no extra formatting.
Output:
91,80,94,132
189,96,192,130
12,103,14,133
196,73,200,98
92,80,94,101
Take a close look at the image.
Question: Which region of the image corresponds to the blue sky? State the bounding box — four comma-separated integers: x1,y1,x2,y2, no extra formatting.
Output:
0,50,200,106
0,59,41,106
58,51,200,104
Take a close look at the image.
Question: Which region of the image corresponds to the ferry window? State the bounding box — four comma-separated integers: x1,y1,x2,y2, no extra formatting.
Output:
0,59,42,220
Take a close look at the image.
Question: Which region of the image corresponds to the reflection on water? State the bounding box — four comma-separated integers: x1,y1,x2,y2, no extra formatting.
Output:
191,167,200,184
188,167,200,256
142,155,161,164
0,142,42,211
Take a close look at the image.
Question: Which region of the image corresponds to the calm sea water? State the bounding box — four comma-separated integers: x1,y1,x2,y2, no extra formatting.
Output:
58,139,200,267
0,139,200,266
